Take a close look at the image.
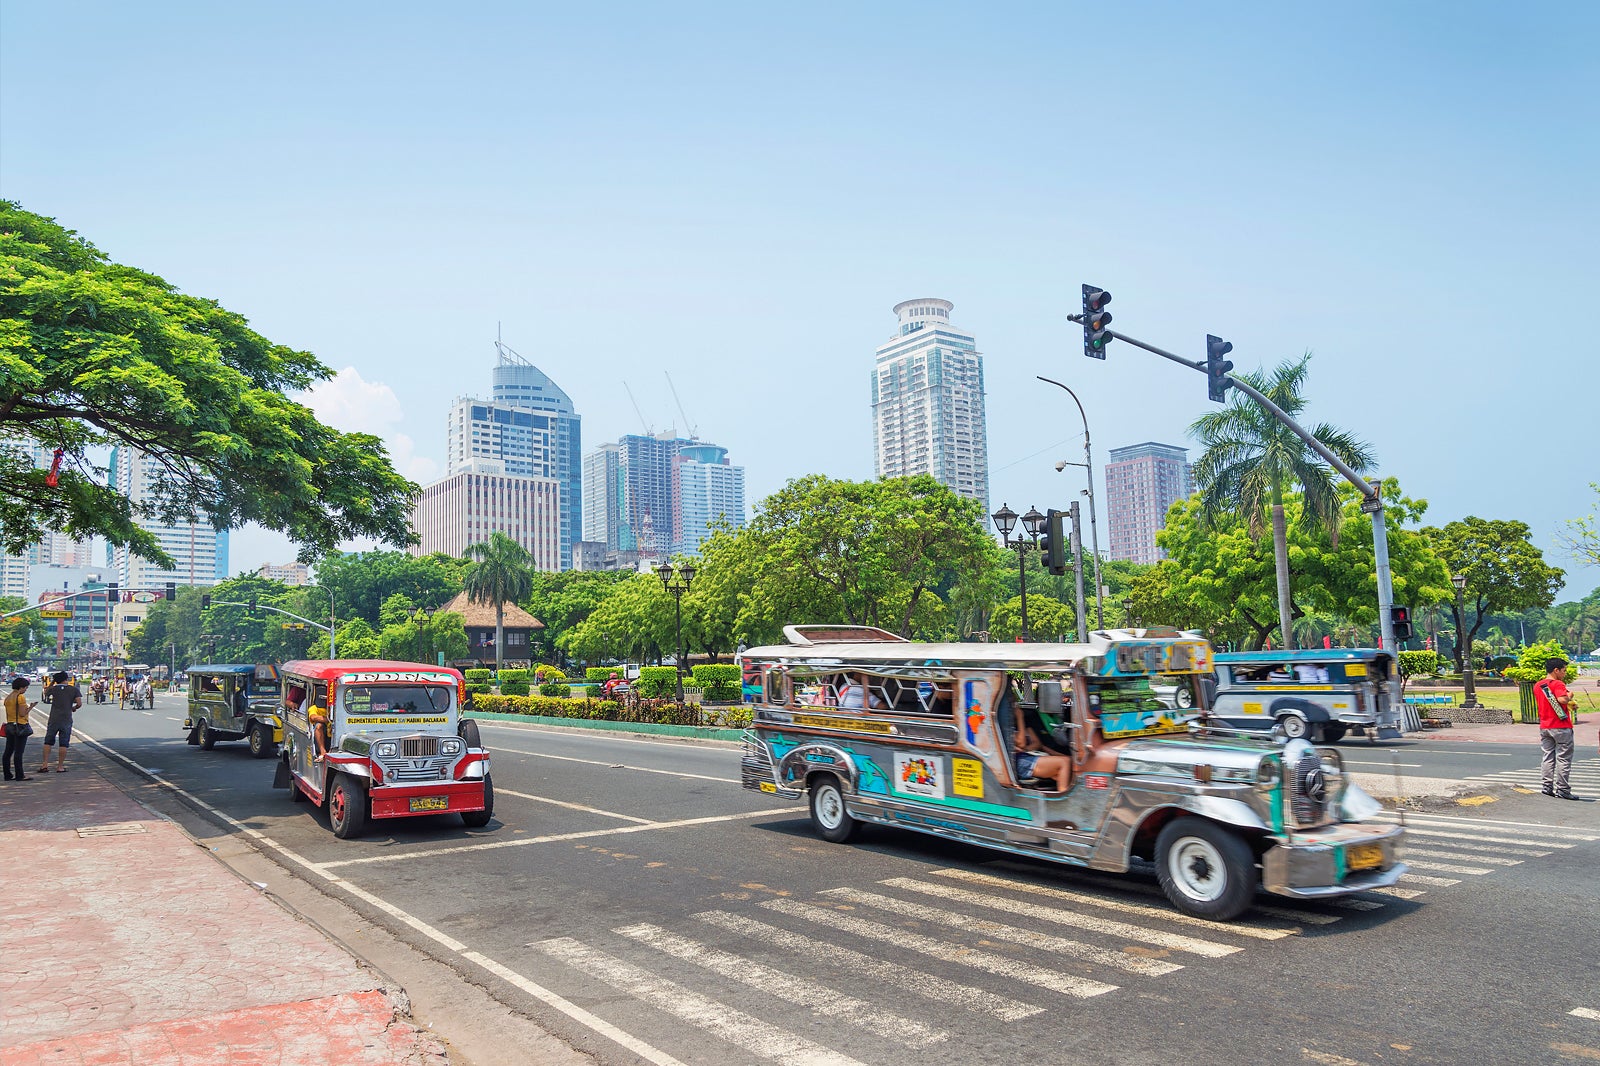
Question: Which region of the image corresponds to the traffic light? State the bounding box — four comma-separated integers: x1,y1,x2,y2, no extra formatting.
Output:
248,597,258,612
1206,335,1234,403
1042,509,1068,575
201,595,211,610
165,582,176,602
1390,605,1413,642
1081,285,1113,359
106,582,118,603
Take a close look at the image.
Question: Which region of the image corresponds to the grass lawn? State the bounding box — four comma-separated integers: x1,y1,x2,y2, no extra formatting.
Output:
1405,686,1600,716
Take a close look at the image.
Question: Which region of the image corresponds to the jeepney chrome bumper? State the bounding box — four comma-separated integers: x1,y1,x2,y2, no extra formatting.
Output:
741,732,800,797
1261,822,1405,898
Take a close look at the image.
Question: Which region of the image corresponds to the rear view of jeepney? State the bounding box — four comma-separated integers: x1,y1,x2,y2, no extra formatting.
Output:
740,626,1405,921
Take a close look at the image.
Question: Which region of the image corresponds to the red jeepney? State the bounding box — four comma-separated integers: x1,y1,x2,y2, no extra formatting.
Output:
273,659,493,839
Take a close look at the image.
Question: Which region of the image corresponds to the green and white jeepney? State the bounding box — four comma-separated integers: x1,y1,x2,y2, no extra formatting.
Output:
740,625,1407,920
184,663,284,758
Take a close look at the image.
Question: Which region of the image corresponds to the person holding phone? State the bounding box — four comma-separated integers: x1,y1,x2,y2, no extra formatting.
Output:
1534,657,1579,800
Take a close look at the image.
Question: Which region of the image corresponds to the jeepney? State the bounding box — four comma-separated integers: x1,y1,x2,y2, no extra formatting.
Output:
272,659,493,839
184,664,284,758
1209,649,1402,743
740,625,1406,920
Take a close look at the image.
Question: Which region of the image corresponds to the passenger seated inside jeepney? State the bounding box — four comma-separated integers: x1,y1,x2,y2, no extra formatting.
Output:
1013,718,1071,793
837,673,886,709
1294,663,1331,683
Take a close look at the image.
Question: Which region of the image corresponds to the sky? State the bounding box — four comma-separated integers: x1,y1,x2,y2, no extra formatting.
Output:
4,1,1596,598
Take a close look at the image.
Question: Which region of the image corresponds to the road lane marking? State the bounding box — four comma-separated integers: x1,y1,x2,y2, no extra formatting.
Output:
931,868,1296,939
695,910,1043,1021
140,711,153,716
1343,761,1421,768
1016,868,1355,929
1391,815,1599,841
614,923,946,1048
1572,1008,1600,1021
820,887,1181,976
495,789,655,824
1389,837,1549,857
166,717,181,722
879,877,1240,957
1410,749,1515,756
315,808,804,870
1375,810,1593,832
479,722,738,752
1367,886,1426,900
489,747,738,784
1401,828,1577,848
1403,847,1522,866
1250,905,1343,925
1401,859,1494,875
535,937,865,1066
761,898,1118,998
73,729,688,1066
1398,872,1461,887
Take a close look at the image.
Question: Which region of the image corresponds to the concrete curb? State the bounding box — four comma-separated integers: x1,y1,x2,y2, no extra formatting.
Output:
463,708,747,742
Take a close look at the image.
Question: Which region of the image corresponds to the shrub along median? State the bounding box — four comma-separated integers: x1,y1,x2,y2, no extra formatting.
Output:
467,692,752,740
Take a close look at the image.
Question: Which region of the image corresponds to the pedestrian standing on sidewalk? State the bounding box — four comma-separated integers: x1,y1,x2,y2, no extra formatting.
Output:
37,670,81,774
4,677,35,781
1535,656,1579,801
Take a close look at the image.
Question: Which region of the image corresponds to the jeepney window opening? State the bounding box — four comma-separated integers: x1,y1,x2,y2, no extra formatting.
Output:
781,666,957,717
198,675,223,695
763,669,788,705
250,671,281,695
342,684,452,715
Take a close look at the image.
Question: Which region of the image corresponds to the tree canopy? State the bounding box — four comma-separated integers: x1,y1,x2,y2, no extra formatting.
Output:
1422,516,1565,666
0,201,417,564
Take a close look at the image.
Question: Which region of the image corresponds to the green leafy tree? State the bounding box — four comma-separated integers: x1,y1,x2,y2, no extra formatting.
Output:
1560,483,1600,569
313,551,464,627
0,596,48,664
988,595,1074,643
1190,354,1376,650
0,201,416,564
311,617,379,659
561,571,674,665
1424,517,1565,673
522,569,633,663
463,531,535,668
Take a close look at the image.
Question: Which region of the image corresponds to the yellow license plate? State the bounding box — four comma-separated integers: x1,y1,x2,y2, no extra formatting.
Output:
409,796,449,812
1346,842,1384,871
759,782,777,793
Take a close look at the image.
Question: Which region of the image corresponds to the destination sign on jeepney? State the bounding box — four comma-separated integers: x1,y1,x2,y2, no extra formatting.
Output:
792,713,894,735
346,715,450,726
340,671,457,685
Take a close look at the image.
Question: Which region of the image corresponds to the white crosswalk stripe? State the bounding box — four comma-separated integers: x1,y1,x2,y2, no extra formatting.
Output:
1402,847,1522,866
1396,816,1598,843
878,876,1243,957
1402,827,1578,848
760,897,1120,999
695,910,1044,1021
535,937,866,1066
1401,858,1495,875
1571,1007,1600,1021
1399,871,1462,887
614,923,947,1048
820,886,1185,976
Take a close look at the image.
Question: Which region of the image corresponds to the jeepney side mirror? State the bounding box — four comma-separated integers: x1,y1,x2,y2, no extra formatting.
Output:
1037,680,1063,717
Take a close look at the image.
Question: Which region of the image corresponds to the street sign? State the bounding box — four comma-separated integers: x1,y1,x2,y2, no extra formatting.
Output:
39,609,73,619
132,592,157,603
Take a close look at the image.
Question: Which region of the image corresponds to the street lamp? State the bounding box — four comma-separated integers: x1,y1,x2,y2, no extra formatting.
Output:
993,504,1045,641
656,561,695,702
1122,597,1140,629
301,582,338,658
1039,376,1105,629
413,607,432,663
1451,572,1479,708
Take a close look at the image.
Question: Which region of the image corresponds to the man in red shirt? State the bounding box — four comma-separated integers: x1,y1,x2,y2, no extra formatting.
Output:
1534,656,1578,800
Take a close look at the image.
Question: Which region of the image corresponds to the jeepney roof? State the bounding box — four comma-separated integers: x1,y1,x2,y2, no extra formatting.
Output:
186,664,258,676
279,659,464,682
742,628,1204,672
1216,648,1391,665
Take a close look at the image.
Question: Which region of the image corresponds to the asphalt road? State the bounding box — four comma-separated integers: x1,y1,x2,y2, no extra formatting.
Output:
62,693,1600,1066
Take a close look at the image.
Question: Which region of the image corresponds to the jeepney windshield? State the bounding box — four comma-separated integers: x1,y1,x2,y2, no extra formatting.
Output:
1093,675,1192,739
342,684,453,717
251,669,281,696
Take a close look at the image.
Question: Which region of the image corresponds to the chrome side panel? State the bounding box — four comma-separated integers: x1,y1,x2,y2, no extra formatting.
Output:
1088,783,1268,871
775,742,860,793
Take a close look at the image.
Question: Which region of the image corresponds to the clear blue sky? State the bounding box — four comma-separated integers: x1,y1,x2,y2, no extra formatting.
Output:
4,1,1595,598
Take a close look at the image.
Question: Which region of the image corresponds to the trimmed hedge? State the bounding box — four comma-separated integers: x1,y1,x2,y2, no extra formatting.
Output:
636,666,679,698
691,663,741,702
471,692,753,728
497,668,530,684
586,666,624,683
500,682,531,696
534,664,566,682
464,669,493,684
539,681,571,697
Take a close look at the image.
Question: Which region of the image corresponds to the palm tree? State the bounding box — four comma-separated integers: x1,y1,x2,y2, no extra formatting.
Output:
1190,355,1375,650
463,531,535,669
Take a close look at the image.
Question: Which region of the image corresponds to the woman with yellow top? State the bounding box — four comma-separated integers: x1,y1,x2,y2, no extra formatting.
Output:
5,677,36,781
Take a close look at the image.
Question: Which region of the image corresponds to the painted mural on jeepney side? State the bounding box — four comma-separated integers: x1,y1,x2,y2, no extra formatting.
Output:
894,752,945,799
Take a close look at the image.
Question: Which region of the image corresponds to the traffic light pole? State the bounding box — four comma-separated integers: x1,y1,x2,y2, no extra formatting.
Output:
1069,316,1397,655
1069,501,1088,642
207,600,332,637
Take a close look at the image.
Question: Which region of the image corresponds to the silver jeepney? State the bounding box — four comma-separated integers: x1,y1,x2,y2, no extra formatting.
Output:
740,625,1406,920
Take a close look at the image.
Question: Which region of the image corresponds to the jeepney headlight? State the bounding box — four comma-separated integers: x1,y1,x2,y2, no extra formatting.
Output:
1319,748,1346,796
441,738,464,756
1210,765,1256,783
1255,756,1281,793
373,740,398,758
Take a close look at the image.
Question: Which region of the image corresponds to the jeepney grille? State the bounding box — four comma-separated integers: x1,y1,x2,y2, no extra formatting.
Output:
387,757,450,782
1289,748,1332,826
740,732,777,792
402,737,439,758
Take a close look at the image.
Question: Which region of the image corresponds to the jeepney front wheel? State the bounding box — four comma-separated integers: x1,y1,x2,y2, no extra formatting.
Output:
248,721,275,759
198,721,217,751
329,773,368,839
808,775,858,844
461,773,494,828
1276,713,1310,741
1155,817,1257,921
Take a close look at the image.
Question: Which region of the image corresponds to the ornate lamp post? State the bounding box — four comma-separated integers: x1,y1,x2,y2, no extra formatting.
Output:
1122,597,1140,628
1451,573,1479,708
413,607,432,664
656,561,695,702
992,504,1046,641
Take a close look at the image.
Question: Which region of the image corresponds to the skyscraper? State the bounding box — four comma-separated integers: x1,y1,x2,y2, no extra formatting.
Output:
109,447,230,589
581,433,745,560
1104,442,1193,565
410,460,562,570
872,299,989,509
489,340,582,569
675,442,745,556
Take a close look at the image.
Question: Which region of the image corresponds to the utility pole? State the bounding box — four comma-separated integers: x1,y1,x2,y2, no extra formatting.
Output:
1069,501,1088,642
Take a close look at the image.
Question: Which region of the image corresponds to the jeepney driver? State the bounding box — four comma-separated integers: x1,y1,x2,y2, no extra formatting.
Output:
286,684,330,759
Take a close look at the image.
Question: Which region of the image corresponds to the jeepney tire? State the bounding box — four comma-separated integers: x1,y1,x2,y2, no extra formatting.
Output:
1155,816,1257,921
458,717,482,750
198,721,216,751
808,775,858,844
1321,724,1349,744
185,725,200,746
248,721,275,759
461,773,494,828
1173,681,1195,709
1277,713,1310,741
329,774,368,839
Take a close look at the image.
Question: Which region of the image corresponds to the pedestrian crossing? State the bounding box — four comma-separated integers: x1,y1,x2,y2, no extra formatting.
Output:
524,813,1597,1065
1469,754,1600,794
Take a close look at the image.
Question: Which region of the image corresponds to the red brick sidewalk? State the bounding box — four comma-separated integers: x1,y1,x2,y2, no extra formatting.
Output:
0,748,448,1065
1417,719,1600,745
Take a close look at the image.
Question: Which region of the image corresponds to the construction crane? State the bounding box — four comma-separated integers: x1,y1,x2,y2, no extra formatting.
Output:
622,382,653,435
664,372,698,440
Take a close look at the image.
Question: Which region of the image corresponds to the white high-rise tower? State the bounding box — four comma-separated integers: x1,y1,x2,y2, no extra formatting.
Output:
871,299,989,509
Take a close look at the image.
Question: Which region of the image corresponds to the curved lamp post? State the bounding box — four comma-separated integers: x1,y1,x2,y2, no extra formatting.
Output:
1038,376,1105,629
656,561,696,702
1451,572,1479,708
993,504,1045,641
